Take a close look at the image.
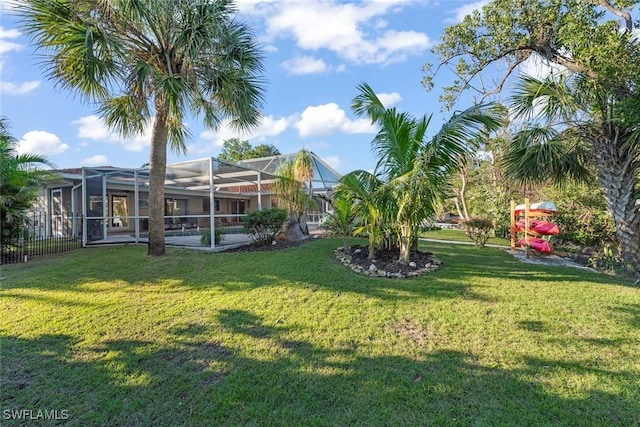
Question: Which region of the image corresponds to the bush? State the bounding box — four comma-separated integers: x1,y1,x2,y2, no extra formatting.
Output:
462,217,494,247
200,225,222,246
243,208,288,245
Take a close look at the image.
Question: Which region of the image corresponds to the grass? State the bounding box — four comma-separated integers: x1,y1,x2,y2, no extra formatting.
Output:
1,238,639,426
422,228,512,246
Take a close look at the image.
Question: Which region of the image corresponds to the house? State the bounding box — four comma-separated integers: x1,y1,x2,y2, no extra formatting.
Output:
33,152,341,248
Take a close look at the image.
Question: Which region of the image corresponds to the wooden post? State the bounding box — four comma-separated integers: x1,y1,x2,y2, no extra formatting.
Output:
524,197,530,259
510,200,516,252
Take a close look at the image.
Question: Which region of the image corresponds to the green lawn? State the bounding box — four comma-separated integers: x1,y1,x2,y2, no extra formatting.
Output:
421,228,512,246
1,238,639,426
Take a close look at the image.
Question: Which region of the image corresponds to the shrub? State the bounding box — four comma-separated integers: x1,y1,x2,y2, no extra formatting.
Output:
462,217,494,247
200,225,222,246
243,208,288,245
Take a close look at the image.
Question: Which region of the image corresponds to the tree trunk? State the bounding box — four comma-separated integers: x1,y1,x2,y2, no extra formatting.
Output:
398,222,410,264
147,106,169,256
284,211,306,242
595,138,639,274
459,170,470,220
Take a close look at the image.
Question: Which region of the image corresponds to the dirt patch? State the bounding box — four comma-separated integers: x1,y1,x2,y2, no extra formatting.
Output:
223,236,319,253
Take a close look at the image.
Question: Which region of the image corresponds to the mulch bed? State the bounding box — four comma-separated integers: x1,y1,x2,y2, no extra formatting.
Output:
335,245,442,278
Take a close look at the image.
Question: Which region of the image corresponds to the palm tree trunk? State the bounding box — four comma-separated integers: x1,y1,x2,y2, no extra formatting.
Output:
399,221,410,264
147,107,169,256
597,156,639,274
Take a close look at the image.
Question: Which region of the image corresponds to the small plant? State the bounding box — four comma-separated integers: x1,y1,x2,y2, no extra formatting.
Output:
588,244,636,277
462,217,494,247
200,224,222,246
243,208,287,245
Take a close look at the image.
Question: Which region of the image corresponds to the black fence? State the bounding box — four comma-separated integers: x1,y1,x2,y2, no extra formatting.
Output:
1,213,82,265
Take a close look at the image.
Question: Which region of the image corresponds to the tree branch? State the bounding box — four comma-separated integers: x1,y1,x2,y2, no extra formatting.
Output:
599,0,633,32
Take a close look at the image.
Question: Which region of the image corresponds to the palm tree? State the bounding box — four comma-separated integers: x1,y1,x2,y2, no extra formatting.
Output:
351,83,502,263
505,73,639,273
335,170,385,260
321,193,356,252
17,0,265,256
293,149,314,235
0,117,53,245
272,161,313,241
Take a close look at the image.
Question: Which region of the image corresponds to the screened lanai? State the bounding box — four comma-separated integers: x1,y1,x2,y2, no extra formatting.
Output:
39,153,341,250
78,157,280,248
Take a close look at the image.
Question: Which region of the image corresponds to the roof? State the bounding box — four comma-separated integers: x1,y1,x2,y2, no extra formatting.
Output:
47,153,341,193
237,152,341,191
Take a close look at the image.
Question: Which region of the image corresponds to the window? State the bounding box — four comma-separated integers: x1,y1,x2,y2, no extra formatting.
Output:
203,199,220,213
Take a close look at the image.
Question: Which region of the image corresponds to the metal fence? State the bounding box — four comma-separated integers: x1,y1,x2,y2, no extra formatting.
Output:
1,213,82,265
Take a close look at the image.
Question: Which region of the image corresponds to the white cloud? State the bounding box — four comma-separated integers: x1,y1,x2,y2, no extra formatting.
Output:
200,114,292,146
446,0,489,24
281,55,346,75
0,26,21,54
376,92,402,107
249,1,430,65
81,154,109,166
16,131,69,156
72,115,151,152
0,26,41,95
282,55,328,74
294,103,375,138
0,80,40,95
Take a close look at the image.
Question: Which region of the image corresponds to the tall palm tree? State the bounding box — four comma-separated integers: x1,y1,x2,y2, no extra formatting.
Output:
293,148,314,235
505,74,639,273
351,83,502,263
17,0,265,256
0,117,53,244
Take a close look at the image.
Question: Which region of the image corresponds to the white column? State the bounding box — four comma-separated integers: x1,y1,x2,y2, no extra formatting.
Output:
209,158,216,250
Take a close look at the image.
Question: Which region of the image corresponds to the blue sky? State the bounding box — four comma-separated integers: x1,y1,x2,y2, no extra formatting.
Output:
0,0,489,174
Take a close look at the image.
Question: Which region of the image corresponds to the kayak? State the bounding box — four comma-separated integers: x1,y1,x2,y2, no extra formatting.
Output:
514,219,560,235
518,237,552,254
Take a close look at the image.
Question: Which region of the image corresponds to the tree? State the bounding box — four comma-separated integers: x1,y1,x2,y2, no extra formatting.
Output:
218,138,253,163
335,170,385,259
18,0,265,256
0,117,53,245
423,0,639,273
505,74,639,271
272,161,314,242
349,83,502,263
218,139,280,163
250,144,280,159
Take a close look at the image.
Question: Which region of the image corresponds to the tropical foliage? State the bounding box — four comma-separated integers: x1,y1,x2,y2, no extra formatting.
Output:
0,117,53,245
17,0,265,256
321,195,356,252
424,0,640,274
335,83,502,263
242,208,287,245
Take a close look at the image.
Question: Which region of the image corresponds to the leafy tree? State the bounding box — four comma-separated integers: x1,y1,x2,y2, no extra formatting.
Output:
0,117,53,245
218,138,280,163
424,0,640,273
348,83,502,263
250,144,280,159
18,0,265,256
218,139,253,163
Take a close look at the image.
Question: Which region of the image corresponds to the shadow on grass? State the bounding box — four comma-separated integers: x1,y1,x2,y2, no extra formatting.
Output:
3,310,639,426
